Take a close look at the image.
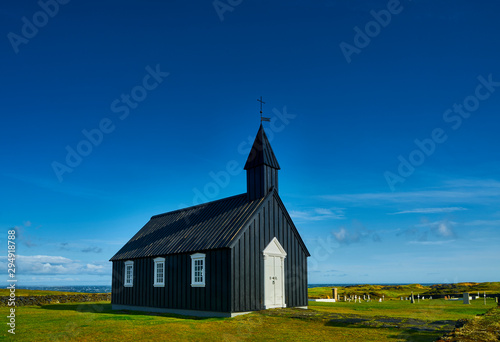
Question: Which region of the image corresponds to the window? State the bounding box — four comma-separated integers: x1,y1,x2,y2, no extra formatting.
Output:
190,253,205,287
153,257,165,287
124,260,134,287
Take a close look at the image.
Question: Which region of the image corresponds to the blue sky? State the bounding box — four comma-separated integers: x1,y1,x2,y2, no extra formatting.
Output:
1,0,499,285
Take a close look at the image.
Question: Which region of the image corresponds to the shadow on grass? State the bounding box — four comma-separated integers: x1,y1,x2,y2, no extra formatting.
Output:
325,321,442,342
40,303,225,321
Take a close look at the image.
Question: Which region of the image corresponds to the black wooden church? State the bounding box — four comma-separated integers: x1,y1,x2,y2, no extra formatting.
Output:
110,124,310,317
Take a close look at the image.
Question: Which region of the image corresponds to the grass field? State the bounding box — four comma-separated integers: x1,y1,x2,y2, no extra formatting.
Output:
0,289,81,296
1,283,498,341
2,298,498,341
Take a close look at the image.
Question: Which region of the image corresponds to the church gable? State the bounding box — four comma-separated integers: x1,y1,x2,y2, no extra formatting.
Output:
229,189,309,257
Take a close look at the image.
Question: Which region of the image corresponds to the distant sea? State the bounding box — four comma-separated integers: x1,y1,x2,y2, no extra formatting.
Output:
15,284,440,293
18,285,112,293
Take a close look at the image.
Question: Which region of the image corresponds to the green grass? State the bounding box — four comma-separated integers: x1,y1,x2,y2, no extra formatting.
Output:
1,302,410,342
310,299,497,321
1,283,498,341
2,298,497,341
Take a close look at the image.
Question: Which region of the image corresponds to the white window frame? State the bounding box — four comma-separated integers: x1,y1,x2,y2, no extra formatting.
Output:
153,257,165,287
124,260,134,287
190,253,206,287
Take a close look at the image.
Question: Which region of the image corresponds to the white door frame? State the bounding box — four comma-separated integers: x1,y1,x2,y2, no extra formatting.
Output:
263,237,287,309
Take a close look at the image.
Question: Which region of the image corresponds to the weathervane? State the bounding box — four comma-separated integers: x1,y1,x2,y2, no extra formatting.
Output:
257,96,270,122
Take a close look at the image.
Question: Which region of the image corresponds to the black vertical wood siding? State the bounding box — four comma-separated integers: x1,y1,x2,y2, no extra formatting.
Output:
247,165,278,201
230,193,308,312
111,249,231,313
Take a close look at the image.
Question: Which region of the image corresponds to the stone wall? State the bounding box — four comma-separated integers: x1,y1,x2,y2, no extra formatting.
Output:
0,293,111,306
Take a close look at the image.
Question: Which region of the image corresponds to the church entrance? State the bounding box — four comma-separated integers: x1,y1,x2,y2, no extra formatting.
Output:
263,237,287,309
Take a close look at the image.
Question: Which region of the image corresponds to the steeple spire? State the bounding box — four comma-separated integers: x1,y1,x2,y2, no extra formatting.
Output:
245,125,280,201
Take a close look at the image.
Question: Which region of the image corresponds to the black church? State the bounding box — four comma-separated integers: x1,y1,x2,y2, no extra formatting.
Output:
110,124,310,317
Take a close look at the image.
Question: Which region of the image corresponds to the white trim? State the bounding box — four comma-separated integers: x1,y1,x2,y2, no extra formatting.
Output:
190,253,206,287
153,257,165,287
263,237,287,257
124,260,134,287
263,238,286,309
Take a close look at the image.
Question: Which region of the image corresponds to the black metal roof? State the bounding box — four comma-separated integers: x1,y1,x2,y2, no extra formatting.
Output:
110,193,266,261
244,124,280,170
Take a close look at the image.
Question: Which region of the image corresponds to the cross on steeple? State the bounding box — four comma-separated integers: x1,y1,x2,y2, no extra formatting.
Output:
257,96,270,122
257,96,265,114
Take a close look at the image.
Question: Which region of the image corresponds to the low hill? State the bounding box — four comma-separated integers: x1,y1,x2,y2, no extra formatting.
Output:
308,282,500,299
0,289,106,297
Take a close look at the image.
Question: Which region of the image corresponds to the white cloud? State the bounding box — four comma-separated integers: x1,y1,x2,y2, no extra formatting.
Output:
18,255,73,264
444,179,500,188
333,227,347,241
12,255,110,275
390,207,467,215
86,264,104,271
463,220,500,226
321,179,500,205
331,220,381,245
408,240,455,245
290,208,345,221
413,219,457,239
437,222,454,237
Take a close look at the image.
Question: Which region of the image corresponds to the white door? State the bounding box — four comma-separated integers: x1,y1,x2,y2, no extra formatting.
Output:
263,237,287,309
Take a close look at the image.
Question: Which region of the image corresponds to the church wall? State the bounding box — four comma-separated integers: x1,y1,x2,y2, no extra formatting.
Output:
231,192,309,312
111,248,231,313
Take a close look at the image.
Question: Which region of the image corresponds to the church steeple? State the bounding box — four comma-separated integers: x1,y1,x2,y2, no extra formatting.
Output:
244,124,280,201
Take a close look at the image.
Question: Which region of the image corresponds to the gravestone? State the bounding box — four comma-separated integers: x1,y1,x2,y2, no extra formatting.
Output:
411,293,415,304
332,288,338,301
463,292,470,304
